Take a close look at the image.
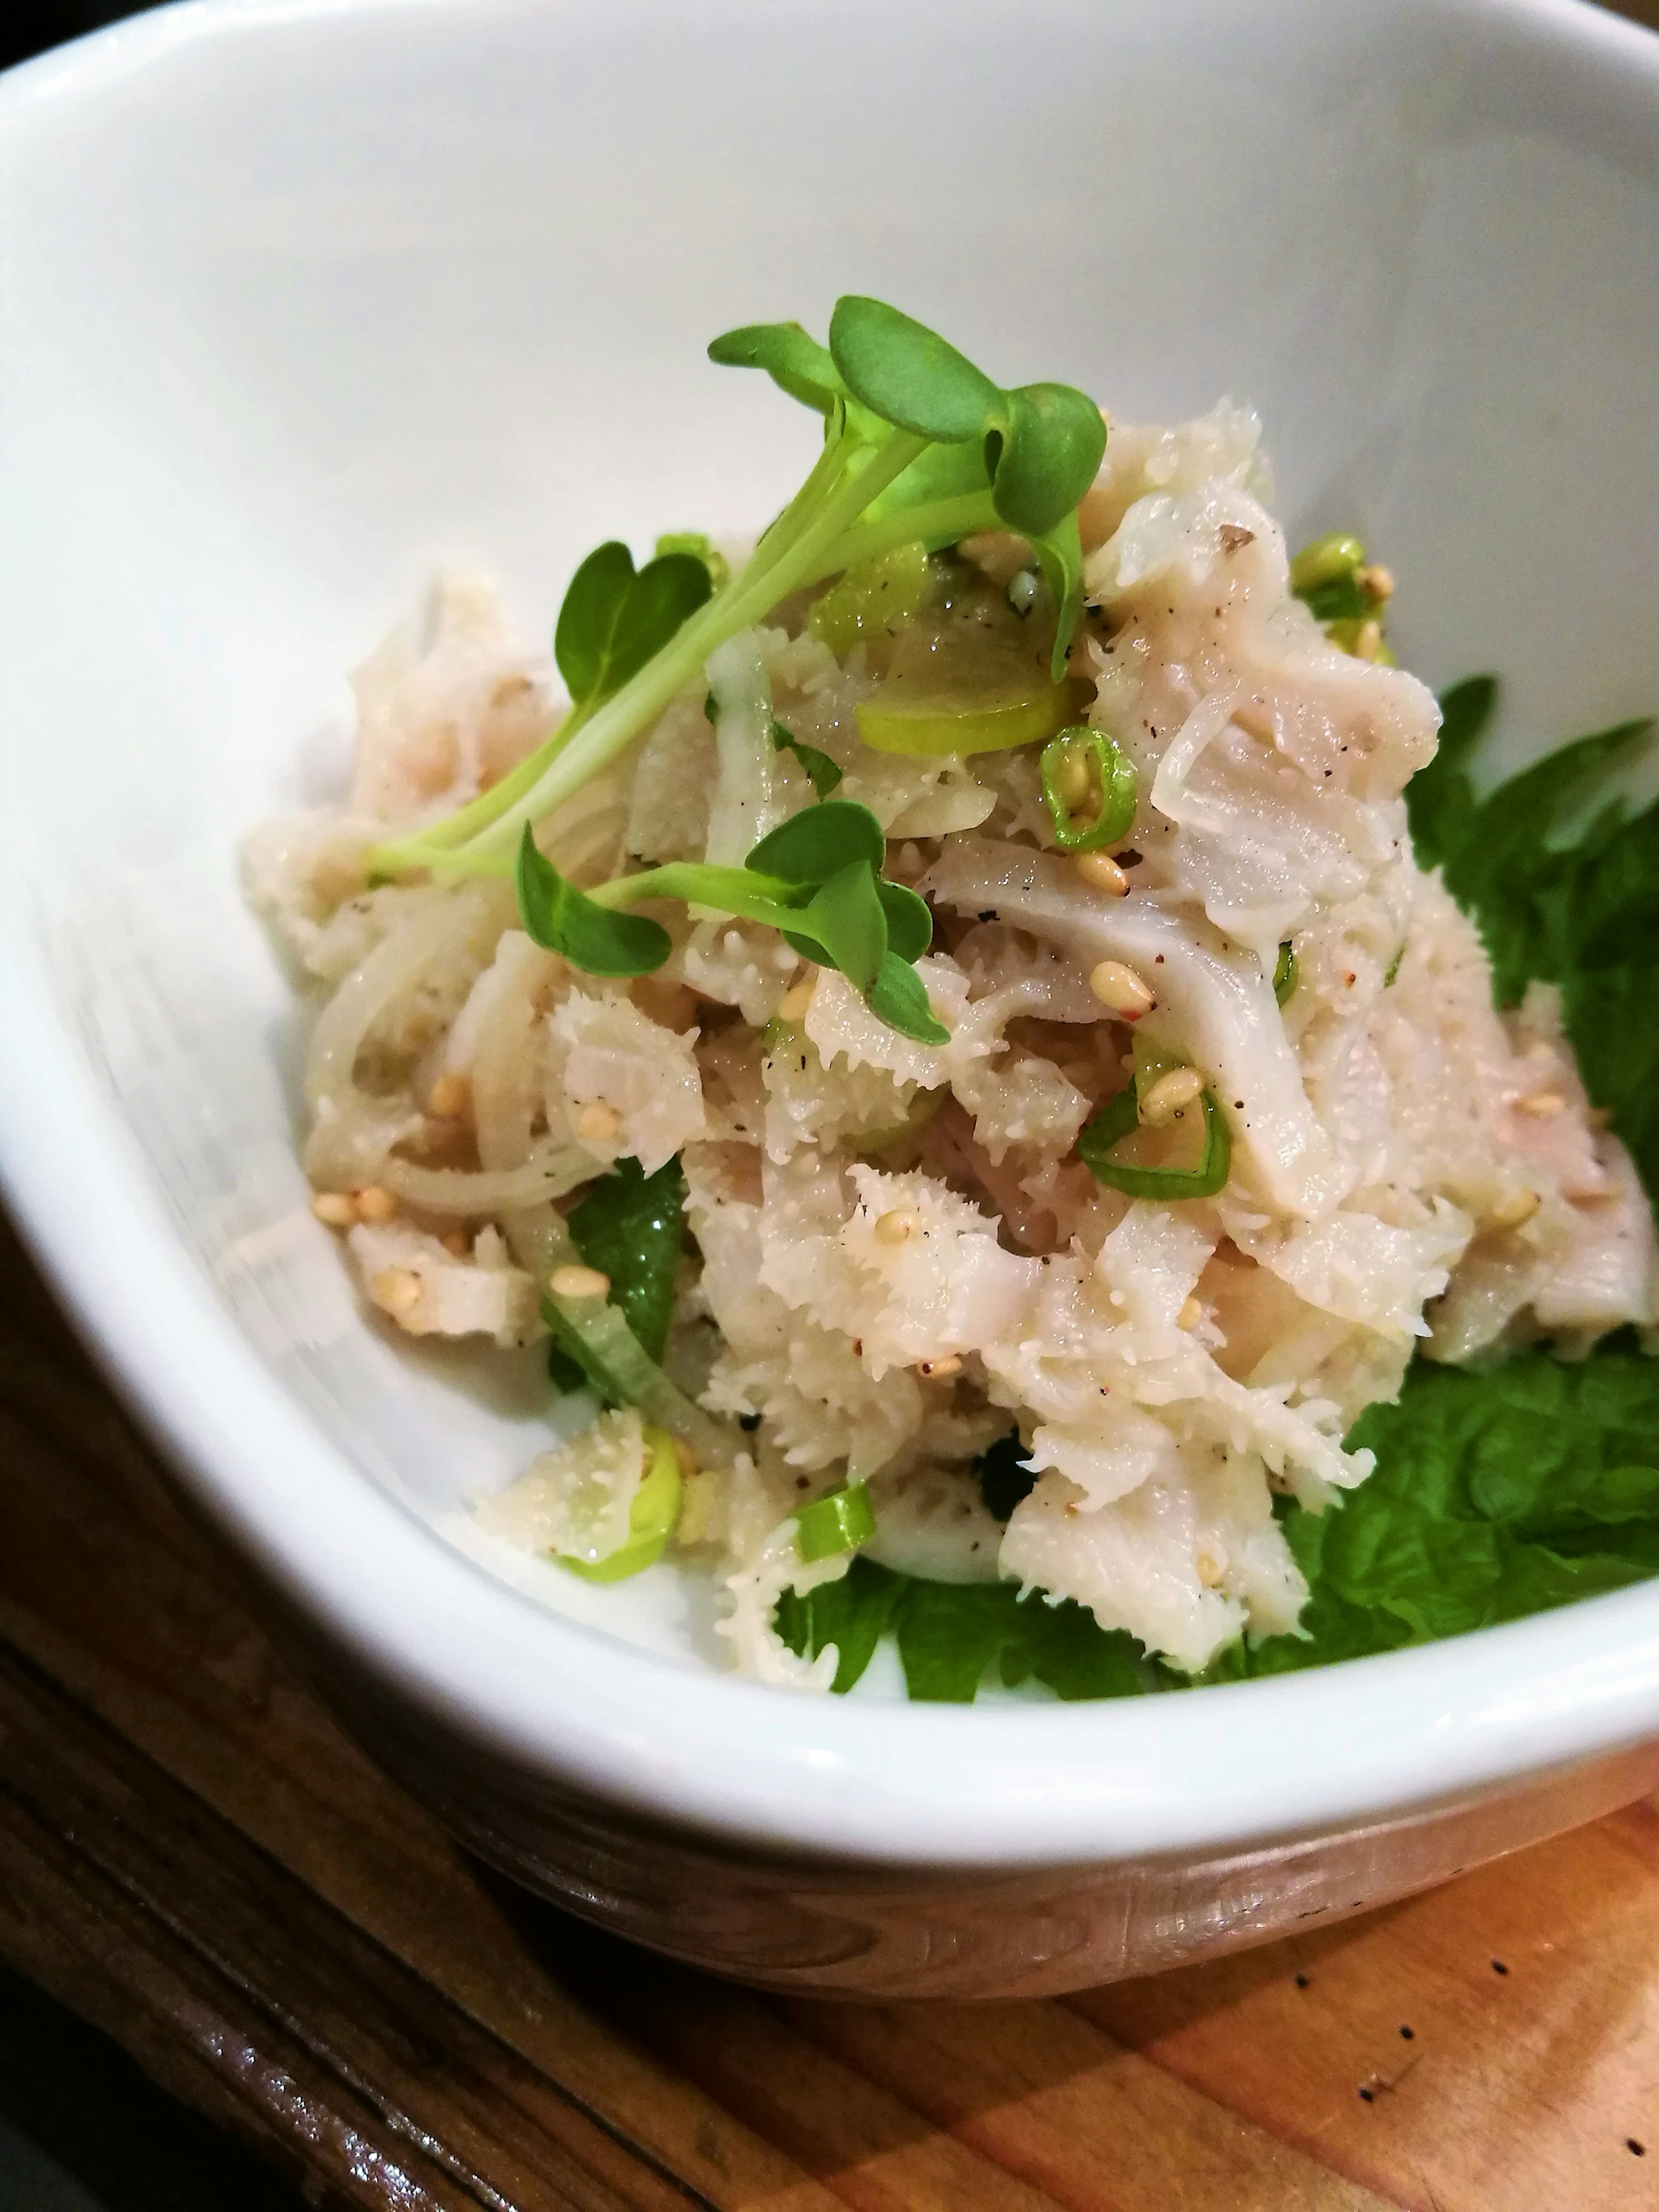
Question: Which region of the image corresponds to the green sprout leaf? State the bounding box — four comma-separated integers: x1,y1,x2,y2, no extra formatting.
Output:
516,826,671,978
771,718,843,797
875,878,932,963
984,382,1108,539
744,798,887,884
556,542,713,710
828,295,1000,442
798,860,889,993
866,951,949,1046
707,319,845,414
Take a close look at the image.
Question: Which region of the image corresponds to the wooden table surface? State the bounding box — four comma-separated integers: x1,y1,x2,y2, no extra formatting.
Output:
2,1202,1658,2212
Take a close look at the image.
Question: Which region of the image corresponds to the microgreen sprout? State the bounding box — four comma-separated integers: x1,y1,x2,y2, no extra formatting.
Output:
515,800,949,1045
368,297,1105,885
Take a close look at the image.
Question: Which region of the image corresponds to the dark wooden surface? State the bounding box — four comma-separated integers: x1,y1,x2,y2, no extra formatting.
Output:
4,1208,1659,2210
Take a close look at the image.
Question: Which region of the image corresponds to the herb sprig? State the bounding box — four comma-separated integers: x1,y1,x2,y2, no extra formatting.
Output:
515,799,948,1045
369,297,1104,884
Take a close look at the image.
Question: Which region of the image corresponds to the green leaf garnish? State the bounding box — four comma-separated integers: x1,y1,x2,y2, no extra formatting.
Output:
865,952,950,1046
771,718,842,797
515,827,671,978
828,295,1001,443
982,381,1109,540
706,319,845,414
745,798,887,884
874,877,932,963
797,860,889,994
567,1154,688,1363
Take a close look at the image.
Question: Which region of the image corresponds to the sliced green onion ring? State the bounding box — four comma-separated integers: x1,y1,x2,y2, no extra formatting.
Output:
1272,941,1297,1006
562,1424,682,1583
1077,1083,1232,1201
795,1478,877,1563
1039,725,1138,851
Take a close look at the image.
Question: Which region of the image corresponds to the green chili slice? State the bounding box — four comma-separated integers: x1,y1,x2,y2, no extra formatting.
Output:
795,1478,877,1563
1039,725,1138,852
561,1425,683,1583
1077,1082,1232,1201
1272,941,1297,1006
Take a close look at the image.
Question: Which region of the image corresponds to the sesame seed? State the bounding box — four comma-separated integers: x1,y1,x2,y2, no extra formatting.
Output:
550,1263,611,1300
1357,563,1395,602
1516,1091,1567,1117
777,979,815,1023
874,1208,919,1246
1054,750,1092,810
1177,1295,1203,1332
1491,1188,1540,1229
1195,1548,1226,1586
1141,1068,1205,1127
671,1435,697,1480
311,1192,356,1229
427,1071,470,1119
575,1100,622,1144
1089,959,1156,1019
917,1354,962,1380
371,1267,422,1318
1354,620,1384,662
1073,850,1129,897
354,1185,398,1224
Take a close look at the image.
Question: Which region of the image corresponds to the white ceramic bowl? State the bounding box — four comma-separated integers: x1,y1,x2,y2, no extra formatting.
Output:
3,0,1659,2000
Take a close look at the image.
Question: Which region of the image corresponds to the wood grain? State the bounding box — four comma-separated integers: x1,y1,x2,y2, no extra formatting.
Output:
3,1201,1659,2212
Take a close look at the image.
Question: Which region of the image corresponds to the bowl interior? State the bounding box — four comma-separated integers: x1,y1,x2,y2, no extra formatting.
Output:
3,0,1659,1703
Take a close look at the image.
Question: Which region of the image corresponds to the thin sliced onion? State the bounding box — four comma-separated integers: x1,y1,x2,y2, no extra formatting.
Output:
381,1150,594,1216
306,889,492,1108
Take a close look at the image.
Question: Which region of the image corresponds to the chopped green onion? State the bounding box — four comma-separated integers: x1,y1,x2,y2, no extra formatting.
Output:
795,1478,877,1563
1077,1081,1231,1200
1039,725,1138,851
561,1424,683,1583
1272,941,1297,1006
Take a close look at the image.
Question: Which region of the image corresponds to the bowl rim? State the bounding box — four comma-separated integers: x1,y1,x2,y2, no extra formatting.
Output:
5,0,1659,1873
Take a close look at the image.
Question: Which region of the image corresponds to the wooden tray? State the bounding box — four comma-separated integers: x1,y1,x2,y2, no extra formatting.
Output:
3,1205,1658,2211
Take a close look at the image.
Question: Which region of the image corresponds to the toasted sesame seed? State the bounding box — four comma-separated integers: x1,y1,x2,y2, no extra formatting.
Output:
671,1435,697,1480
1354,620,1384,662
917,1354,963,1380
1195,1549,1224,1586
1516,1091,1567,1117
1491,1188,1541,1229
874,1208,919,1246
1054,750,1092,809
575,1100,622,1145
776,980,815,1023
1141,1068,1205,1127
1357,563,1395,603
1177,1295,1203,1332
427,1071,470,1119
1073,850,1129,897
311,1192,357,1229
1089,959,1156,1019
549,1263,611,1301
371,1267,422,1318
354,1185,398,1224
